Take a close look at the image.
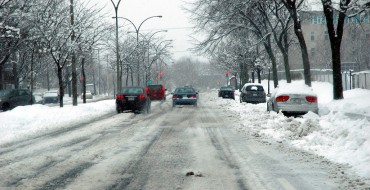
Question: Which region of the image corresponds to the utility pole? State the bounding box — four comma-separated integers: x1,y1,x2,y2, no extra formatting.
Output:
70,0,78,106
110,0,122,93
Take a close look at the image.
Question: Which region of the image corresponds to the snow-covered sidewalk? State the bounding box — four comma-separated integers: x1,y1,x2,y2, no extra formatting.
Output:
207,80,370,179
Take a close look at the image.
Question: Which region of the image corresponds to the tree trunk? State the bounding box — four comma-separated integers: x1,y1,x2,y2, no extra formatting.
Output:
283,0,311,86
57,66,64,107
0,65,3,90
322,0,346,99
82,57,86,103
264,42,278,88
282,30,291,83
70,0,78,106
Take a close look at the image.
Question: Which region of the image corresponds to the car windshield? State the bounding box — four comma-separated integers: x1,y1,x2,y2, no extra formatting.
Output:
175,88,195,93
246,85,264,91
121,87,144,94
0,89,11,97
147,85,162,91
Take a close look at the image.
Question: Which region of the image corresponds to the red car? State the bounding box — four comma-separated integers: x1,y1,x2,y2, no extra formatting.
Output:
146,84,166,101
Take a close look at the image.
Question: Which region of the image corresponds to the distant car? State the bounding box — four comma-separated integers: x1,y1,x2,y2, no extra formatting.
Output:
0,89,35,111
240,83,266,104
81,91,93,99
266,83,318,115
218,86,235,99
42,90,59,104
116,86,151,114
146,84,166,101
172,87,198,107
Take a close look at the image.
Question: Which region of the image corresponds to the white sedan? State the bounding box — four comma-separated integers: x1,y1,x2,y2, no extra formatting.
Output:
267,83,318,116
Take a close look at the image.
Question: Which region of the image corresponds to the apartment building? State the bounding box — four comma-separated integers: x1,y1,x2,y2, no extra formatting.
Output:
288,11,370,72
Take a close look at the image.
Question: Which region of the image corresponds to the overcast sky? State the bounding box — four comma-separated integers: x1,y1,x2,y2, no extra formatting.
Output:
86,0,202,61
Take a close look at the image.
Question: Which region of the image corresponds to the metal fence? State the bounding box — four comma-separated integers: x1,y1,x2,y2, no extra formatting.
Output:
270,69,370,91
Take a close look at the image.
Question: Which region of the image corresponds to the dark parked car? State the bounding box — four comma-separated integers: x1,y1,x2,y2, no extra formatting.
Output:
240,83,266,104
172,87,198,107
218,86,235,99
42,90,59,104
0,89,35,111
267,83,318,115
146,84,166,101
116,86,151,114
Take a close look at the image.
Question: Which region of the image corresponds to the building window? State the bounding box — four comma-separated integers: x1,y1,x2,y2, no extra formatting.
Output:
321,16,326,24
311,31,315,41
311,48,315,57
312,16,319,24
324,31,329,40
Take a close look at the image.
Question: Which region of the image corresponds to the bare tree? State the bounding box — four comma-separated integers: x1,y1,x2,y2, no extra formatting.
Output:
281,0,312,86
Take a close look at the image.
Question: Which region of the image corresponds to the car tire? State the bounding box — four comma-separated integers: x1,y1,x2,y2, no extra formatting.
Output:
1,103,10,111
194,102,197,107
172,102,176,107
240,96,243,103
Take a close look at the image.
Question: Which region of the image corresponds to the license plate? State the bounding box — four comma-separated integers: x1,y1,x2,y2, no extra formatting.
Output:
290,98,302,104
225,95,229,97
128,97,135,101
253,94,257,96
183,97,188,99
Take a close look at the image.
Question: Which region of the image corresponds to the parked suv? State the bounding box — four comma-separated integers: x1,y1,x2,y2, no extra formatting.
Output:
146,84,166,100
240,83,266,104
0,89,35,111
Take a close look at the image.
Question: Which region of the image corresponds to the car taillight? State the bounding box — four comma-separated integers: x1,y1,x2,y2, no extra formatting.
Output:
306,96,317,103
161,86,165,92
138,94,145,100
172,95,178,99
276,95,289,102
190,95,197,98
145,87,149,92
117,94,124,99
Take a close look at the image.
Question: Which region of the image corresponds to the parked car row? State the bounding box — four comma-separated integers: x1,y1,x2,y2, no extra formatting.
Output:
218,83,319,116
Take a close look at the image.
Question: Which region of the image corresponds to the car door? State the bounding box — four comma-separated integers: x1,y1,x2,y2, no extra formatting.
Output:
8,90,20,107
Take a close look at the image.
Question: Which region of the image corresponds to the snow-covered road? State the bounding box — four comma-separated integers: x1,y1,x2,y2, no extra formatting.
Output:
0,89,368,189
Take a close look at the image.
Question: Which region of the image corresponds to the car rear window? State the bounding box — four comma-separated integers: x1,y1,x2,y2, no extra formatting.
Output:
221,87,233,91
121,88,144,94
175,88,195,93
147,85,162,91
246,85,264,91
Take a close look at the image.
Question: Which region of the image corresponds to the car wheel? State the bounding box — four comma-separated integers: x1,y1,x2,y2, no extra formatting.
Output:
1,103,10,111
194,102,197,107
172,102,176,107
240,96,243,103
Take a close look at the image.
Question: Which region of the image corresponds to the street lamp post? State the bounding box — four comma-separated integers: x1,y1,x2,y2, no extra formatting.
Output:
115,15,162,86
110,0,122,94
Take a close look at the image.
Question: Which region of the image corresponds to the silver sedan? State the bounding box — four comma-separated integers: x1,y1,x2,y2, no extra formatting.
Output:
267,83,318,115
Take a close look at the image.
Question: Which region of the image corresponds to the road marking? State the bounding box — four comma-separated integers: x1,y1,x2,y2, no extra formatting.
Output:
277,178,297,190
